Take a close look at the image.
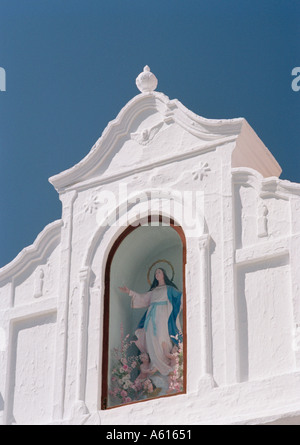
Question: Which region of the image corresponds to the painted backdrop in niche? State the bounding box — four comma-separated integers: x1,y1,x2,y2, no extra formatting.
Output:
104,223,186,408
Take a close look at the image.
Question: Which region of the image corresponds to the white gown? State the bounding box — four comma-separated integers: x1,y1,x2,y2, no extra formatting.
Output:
130,285,174,376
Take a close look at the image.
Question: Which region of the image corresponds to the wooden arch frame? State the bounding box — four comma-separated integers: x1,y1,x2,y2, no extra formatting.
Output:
101,215,187,410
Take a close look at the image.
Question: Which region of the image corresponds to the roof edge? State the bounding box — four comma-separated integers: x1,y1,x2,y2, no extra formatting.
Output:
0,220,63,283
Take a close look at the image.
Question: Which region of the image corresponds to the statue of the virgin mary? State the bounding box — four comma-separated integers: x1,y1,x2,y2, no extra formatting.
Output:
119,266,182,377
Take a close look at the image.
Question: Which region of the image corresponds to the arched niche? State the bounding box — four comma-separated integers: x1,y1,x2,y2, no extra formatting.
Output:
101,216,186,409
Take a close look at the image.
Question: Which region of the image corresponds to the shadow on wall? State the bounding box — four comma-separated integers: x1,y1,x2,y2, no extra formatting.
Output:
0,392,4,411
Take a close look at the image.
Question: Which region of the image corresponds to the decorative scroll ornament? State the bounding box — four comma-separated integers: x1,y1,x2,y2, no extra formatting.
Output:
130,122,163,145
136,65,158,93
147,259,175,285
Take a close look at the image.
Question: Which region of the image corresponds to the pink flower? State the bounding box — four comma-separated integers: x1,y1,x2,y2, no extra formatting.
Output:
120,390,127,397
123,364,128,371
125,397,132,403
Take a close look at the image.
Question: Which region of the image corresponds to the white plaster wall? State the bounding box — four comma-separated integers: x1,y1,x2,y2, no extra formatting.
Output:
6,313,57,425
72,145,227,397
14,243,61,306
234,182,291,250
234,184,258,249
0,221,61,425
263,196,290,240
236,256,294,382
0,282,11,310
2,153,299,425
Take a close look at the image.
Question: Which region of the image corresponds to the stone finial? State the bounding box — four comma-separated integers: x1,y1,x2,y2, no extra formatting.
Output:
136,65,158,93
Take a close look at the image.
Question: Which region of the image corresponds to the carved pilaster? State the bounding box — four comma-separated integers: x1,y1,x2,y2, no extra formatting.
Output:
52,190,78,421
197,234,215,389
73,267,91,414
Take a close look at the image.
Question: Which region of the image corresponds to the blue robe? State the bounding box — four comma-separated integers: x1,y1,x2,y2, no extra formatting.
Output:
137,285,183,344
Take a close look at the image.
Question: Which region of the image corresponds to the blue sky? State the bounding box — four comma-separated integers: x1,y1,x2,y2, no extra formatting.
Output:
0,0,299,267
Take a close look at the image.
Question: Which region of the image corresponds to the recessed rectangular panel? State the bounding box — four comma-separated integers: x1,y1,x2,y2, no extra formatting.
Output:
7,312,57,425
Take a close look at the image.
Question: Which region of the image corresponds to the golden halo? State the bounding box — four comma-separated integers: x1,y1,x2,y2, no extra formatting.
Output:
147,259,175,286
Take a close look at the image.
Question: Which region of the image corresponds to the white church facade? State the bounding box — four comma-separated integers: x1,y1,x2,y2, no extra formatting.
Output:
0,66,300,425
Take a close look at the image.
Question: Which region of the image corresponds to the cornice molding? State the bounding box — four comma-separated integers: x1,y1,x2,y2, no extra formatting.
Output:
232,167,300,199
0,220,62,283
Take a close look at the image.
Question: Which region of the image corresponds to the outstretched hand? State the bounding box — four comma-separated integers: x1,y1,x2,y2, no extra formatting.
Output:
119,286,130,294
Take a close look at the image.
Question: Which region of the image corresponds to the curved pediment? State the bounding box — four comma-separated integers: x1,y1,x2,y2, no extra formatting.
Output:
49,67,281,193
49,81,245,193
